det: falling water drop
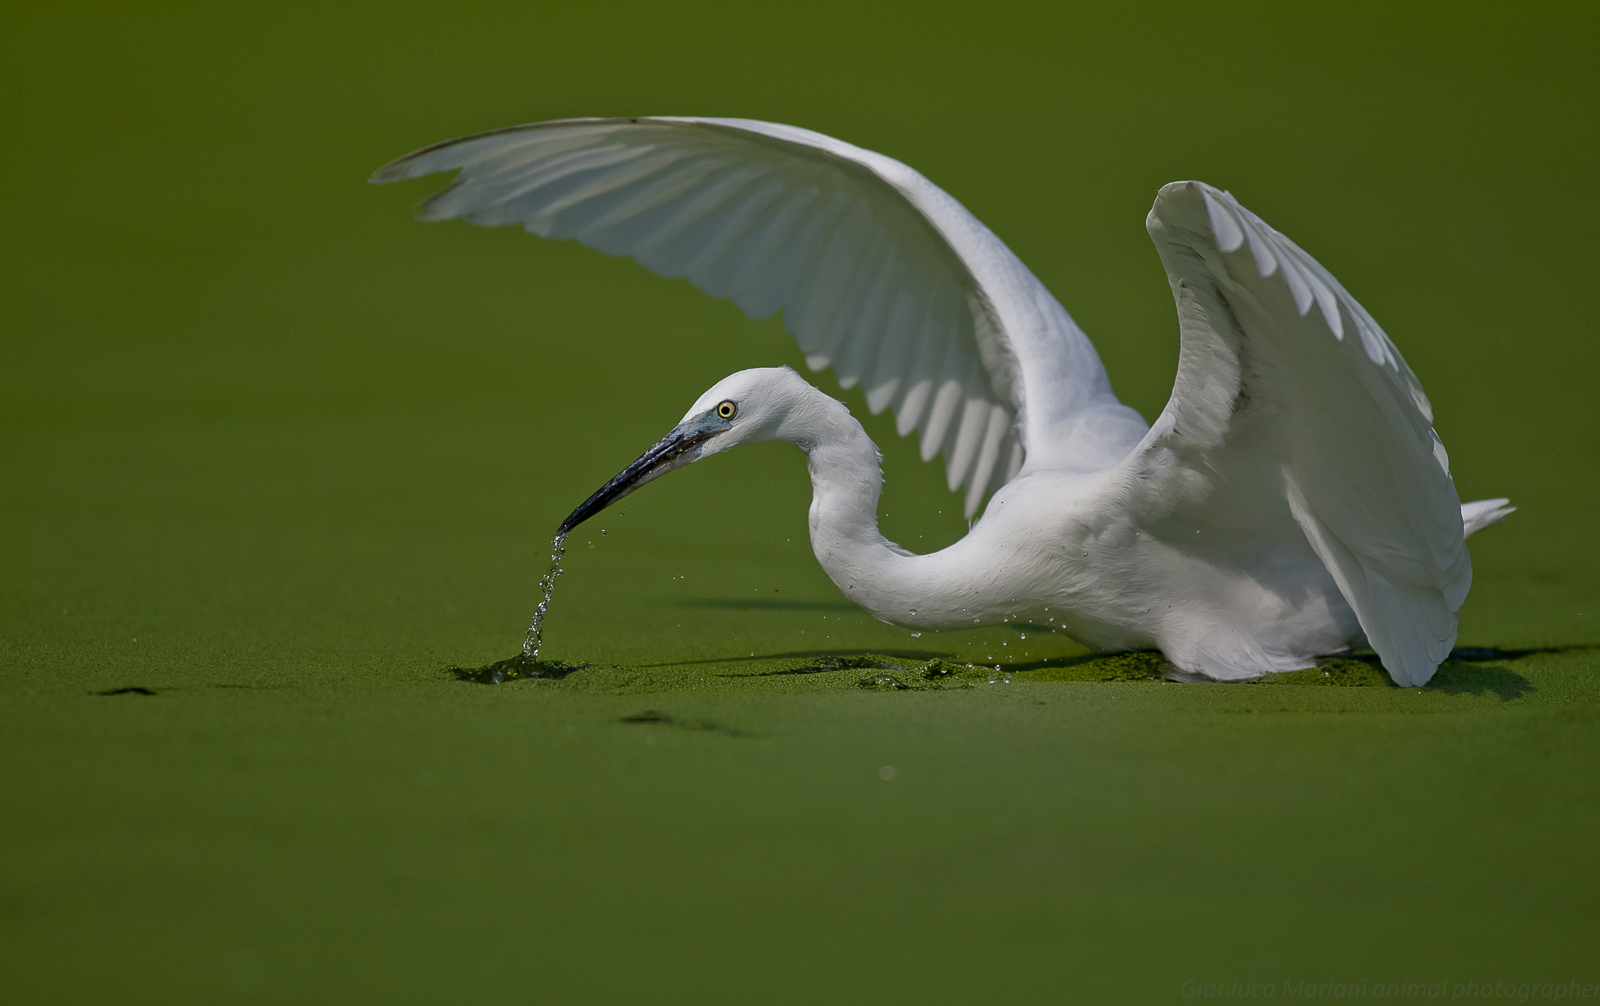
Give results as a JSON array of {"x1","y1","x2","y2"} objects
[{"x1": 522, "y1": 531, "x2": 568, "y2": 661}]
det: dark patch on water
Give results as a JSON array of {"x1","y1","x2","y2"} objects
[
  {"x1": 449, "y1": 654, "x2": 588, "y2": 684},
  {"x1": 743, "y1": 654, "x2": 973, "y2": 688},
  {"x1": 619, "y1": 709, "x2": 751, "y2": 737},
  {"x1": 643, "y1": 649, "x2": 951, "y2": 669},
  {"x1": 1427, "y1": 662, "x2": 1534, "y2": 700},
  {"x1": 758, "y1": 654, "x2": 909, "y2": 676},
  {"x1": 620, "y1": 710, "x2": 675, "y2": 724},
  {"x1": 1449, "y1": 645, "x2": 1574, "y2": 662},
  {"x1": 1225, "y1": 648, "x2": 1551, "y2": 694},
  {"x1": 1002, "y1": 651, "x2": 1171, "y2": 682},
  {"x1": 675, "y1": 598, "x2": 860, "y2": 612},
  {"x1": 93, "y1": 686, "x2": 158, "y2": 696}
]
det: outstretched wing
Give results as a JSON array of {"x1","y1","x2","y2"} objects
[
  {"x1": 1127, "y1": 181, "x2": 1467, "y2": 685},
  {"x1": 373, "y1": 117, "x2": 1143, "y2": 516}
]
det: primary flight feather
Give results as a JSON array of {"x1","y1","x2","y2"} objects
[{"x1": 374, "y1": 116, "x2": 1512, "y2": 686}]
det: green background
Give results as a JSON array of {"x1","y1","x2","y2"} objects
[{"x1": 3, "y1": 2, "x2": 1597, "y2": 1002}]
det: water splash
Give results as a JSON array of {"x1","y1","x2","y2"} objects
[
  {"x1": 450, "y1": 654, "x2": 585, "y2": 684},
  {"x1": 522, "y1": 531, "x2": 568, "y2": 661}
]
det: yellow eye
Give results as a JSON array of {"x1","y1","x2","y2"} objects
[{"x1": 716, "y1": 400, "x2": 737, "y2": 420}]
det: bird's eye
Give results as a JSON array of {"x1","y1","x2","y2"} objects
[{"x1": 716, "y1": 400, "x2": 737, "y2": 420}]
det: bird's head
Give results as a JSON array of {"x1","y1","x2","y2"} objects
[{"x1": 557, "y1": 366, "x2": 820, "y2": 534}]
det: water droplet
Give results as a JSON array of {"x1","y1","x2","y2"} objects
[
  {"x1": 522, "y1": 531, "x2": 569, "y2": 661},
  {"x1": 911, "y1": 632, "x2": 922, "y2": 638},
  {"x1": 1019, "y1": 633, "x2": 1027, "y2": 640}
]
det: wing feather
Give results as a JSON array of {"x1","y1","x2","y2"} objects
[
  {"x1": 490, "y1": 148, "x2": 689, "y2": 228},
  {"x1": 722, "y1": 188, "x2": 821, "y2": 296},
  {"x1": 787, "y1": 198, "x2": 873, "y2": 351},
  {"x1": 552, "y1": 152, "x2": 720, "y2": 230},
  {"x1": 520, "y1": 150, "x2": 686, "y2": 232},
  {"x1": 1003, "y1": 433, "x2": 1025, "y2": 483},
  {"x1": 374, "y1": 117, "x2": 1143, "y2": 517},
  {"x1": 864, "y1": 287, "x2": 924, "y2": 414},
  {"x1": 893, "y1": 297, "x2": 950, "y2": 435},
  {"x1": 678, "y1": 177, "x2": 790, "y2": 287},
  {"x1": 921, "y1": 340, "x2": 971, "y2": 462},
  {"x1": 966, "y1": 403, "x2": 1012, "y2": 516},
  {"x1": 1130, "y1": 181, "x2": 1470, "y2": 685},
  {"x1": 803, "y1": 222, "x2": 890, "y2": 367},
  {"x1": 733, "y1": 188, "x2": 841, "y2": 320},
  {"x1": 945, "y1": 368, "x2": 993, "y2": 492},
  {"x1": 832, "y1": 254, "x2": 900, "y2": 389},
  {"x1": 577, "y1": 157, "x2": 740, "y2": 251},
  {"x1": 631, "y1": 166, "x2": 772, "y2": 272}
]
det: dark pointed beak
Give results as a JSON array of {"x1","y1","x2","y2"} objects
[{"x1": 557, "y1": 411, "x2": 732, "y2": 534}]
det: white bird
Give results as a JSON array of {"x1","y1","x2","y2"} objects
[{"x1": 374, "y1": 117, "x2": 1513, "y2": 686}]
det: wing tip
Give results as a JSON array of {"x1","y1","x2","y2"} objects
[
  {"x1": 369, "y1": 116, "x2": 636, "y2": 186},
  {"x1": 369, "y1": 158, "x2": 418, "y2": 185},
  {"x1": 1150, "y1": 180, "x2": 1245, "y2": 249},
  {"x1": 1461, "y1": 498, "x2": 1515, "y2": 538}
]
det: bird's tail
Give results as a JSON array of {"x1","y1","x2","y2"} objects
[{"x1": 1462, "y1": 498, "x2": 1514, "y2": 539}]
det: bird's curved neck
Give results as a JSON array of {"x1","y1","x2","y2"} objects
[
  {"x1": 788, "y1": 395, "x2": 958, "y2": 624},
  {"x1": 803, "y1": 412, "x2": 895, "y2": 560}
]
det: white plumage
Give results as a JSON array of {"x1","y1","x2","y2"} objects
[{"x1": 375, "y1": 117, "x2": 1512, "y2": 686}]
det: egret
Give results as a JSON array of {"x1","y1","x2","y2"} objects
[{"x1": 375, "y1": 117, "x2": 1512, "y2": 686}]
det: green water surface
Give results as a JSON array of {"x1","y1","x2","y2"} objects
[{"x1": 3, "y1": 3, "x2": 1597, "y2": 1003}]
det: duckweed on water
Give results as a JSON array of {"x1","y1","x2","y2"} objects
[
  {"x1": 1013, "y1": 651, "x2": 1172, "y2": 683},
  {"x1": 450, "y1": 653, "x2": 588, "y2": 684},
  {"x1": 1258, "y1": 658, "x2": 1394, "y2": 687},
  {"x1": 857, "y1": 673, "x2": 916, "y2": 691},
  {"x1": 444, "y1": 647, "x2": 1561, "y2": 692},
  {"x1": 787, "y1": 654, "x2": 910, "y2": 674}
]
